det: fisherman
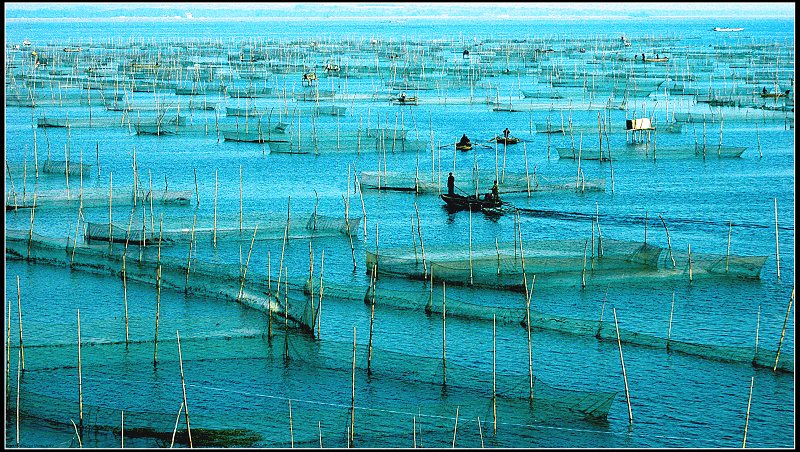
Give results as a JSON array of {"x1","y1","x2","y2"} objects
[
  {"x1": 399, "y1": 91, "x2": 407, "y2": 102},
  {"x1": 491, "y1": 180, "x2": 499, "y2": 202},
  {"x1": 642, "y1": 53, "x2": 645, "y2": 60},
  {"x1": 458, "y1": 134, "x2": 470, "y2": 146},
  {"x1": 447, "y1": 172, "x2": 455, "y2": 195},
  {"x1": 763, "y1": 87, "x2": 768, "y2": 95},
  {"x1": 503, "y1": 128, "x2": 510, "y2": 140}
]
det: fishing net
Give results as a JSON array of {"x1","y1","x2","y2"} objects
[
  {"x1": 359, "y1": 171, "x2": 605, "y2": 194},
  {"x1": 308, "y1": 277, "x2": 794, "y2": 373},
  {"x1": 83, "y1": 212, "x2": 361, "y2": 244},
  {"x1": 365, "y1": 238, "x2": 767, "y2": 291}
]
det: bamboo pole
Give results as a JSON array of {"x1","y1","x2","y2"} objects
[
  {"x1": 177, "y1": 330, "x2": 193, "y2": 448},
  {"x1": 317, "y1": 250, "x2": 324, "y2": 338},
  {"x1": 213, "y1": 170, "x2": 218, "y2": 246},
  {"x1": 350, "y1": 326, "x2": 356, "y2": 446},
  {"x1": 154, "y1": 217, "x2": 164, "y2": 368},
  {"x1": 367, "y1": 291, "x2": 375, "y2": 375},
  {"x1": 527, "y1": 275, "x2": 535, "y2": 401},
  {"x1": 193, "y1": 168, "x2": 199, "y2": 206},
  {"x1": 726, "y1": 220, "x2": 732, "y2": 272},
  {"x1": 238, "y1": 225, "x2": 259, "y2": 302},
  {"x1": 16, "y1": 276, "x2": 24, "y2": 371},
  {"x1": 108, "y1": 171, "x2": 113, "y2": 247},
  {"x1": 773, "y1": 288, "x2": 794, "y2": 372},
  {"x1": 688, "y1": 244, "x2": 693, "y2": 283},
  {"x1": 121, "y1": 410, "x2": 124, "y2": 448},
  {"x1": 477, "y1": 415, "x2": 484, "y2": 448},
  {"x1": 469, "y1": 206, "x2": 473, "y2": 285},
  {"x1": 774, "y1": 198, "x2": 780, "y2": 279},
  {"x1": 413, "y1": 416, "x2": 416, "y2": 448},
  {"x1": 70, "y1": 418, "x2": 82, "y2": 448},
  {"x1": 659, "y1": 215, "x2": 676, "y2": 267},
  {"x1": 492, "y1": 313, "x2": 497, "y2": 435},
  {"x1": 667, "y1": 292, "x2": 675, "y2": 351},
  {"x1": 742, "y1": 376, "x2": 754, "y2": 448},
  {"x1": 452, "y1": 406, "x2": 459, "y2": 448},
  {"x1": 613, "y1": 308, "x2": 633, "y2": 424},
  {"x1": 239, "y1": 165, "x2": 243, "y2": 232},
  {"x1": 288, "y1": 399, "x2": 294, "y2": 448},
  {"x1": 77, "y1": 308, "x2": 83, "y2": 428},
  {"x1": 170, "y1": 402, "x2": 184, "y2": 448},
  {"x1": 442, "y1": 281, "x2": 447, "y2": 387},
  {"x1": 16, "y1": 348, "x2": 20, "y2": 446},
  {"x1": 185, "y1": 214, "x2": 196, "y2": 292},
  {"x1": 414, "y1": 203, "x2": 426, "y2": 277}
]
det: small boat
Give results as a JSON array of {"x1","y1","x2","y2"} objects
[
  {"x1": 456, "y1": 142, "x2": 473, "y2": 151},
  {"x1": 440, "y1": 193, "x2": 503, "y2": 211},
  {"x1": 760, "y1": 91, "x2": 787, "y2": 99},
  {"x1": 642, "y1": 57, "x2": 669, "y2": 62},
  {"x1": 491, "y1": 136, "x2": 521, "y2": 145},
  {"x1": 392, "y1": 95, "x2": 418, "y2": 105},
  {"x1": 713, "y1": 27, "x2": 744, "y2": 32}
]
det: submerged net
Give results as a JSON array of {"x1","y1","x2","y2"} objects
[
  {"x1": 307, "y1": 277, "x2": 794, "y2": 373},
  {"x1": 83, "y1": 212, "x2": 361, "y2": 245},
  {"x1": 5, "y1": 229, "x2": 315, "y2": 333},
  {"x1": 359, "y1": 171, "x2": 605, "y2": 194},
  {"x1": 365, "y1": 238, "x2": 767, "y2": 291},
  {"x1": 6, "y1": 332, "x2": 616, "y2": 448}
]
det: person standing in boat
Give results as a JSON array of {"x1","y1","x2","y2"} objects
[
  {"x1": 447, "y1": 172, "x2": 455, "y2": 196},
  {"x1": 503, "y1": 128, "x2": 510, "y2": 140},
  {"x1": 491, "y1": 180, "x2": 499, "y2": 202},
  {"x1": 458, "y1": 134, "x2": 470, "y2": 146}
]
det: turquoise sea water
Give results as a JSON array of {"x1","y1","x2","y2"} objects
[{"x1": 4, "y1": 16, "x2": 795, "y2": 448}]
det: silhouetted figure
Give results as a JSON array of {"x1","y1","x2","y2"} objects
[
  {"x1": 458, "y1": 134, "x2": 470, "y2": 146},
  {"x1": 503, "y1": 128, "x2": 510, "y2": 139},
  {"x1": 491, "y1": 180, "x2": 499, "y2": 202},
  {"x1": 447, "y1": 172, "x2": 455, "y2": 195}
]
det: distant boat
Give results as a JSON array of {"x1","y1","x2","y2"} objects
[
  {"x1": 490, "y1": 136, "x2": 521, "y2": 145},
  {"x1": 713, "y1": 27, "x2": 744, "y2": 32}
]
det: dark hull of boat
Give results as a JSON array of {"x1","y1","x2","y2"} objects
[{"x1": 440, "y1": 193, "x2": 502, "y2": 210}]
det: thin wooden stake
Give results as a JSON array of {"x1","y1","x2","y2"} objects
[
  {"x1": 70, "y1": 418, "x2": 82, "y2": 448},
  {"x1": 288, "y1": 399, "x2": 294, "y2": 448},
  {"x1": 773, "y1": 288, "x2": 794, "y2": 372},
  {"x1": 774, "y1": 198, "x2": 780, "y2": 279},
  {"x1": 77, "y1": 309, "x2": 83, "y2": 428},
  {"x1": 213, "y1": 170, "x2": 218, "y2": 247},
  {"x1": 442, "y1": 281, "x2": 447, "y2": 387},
  {"x1": 350, "y1": 326, "x2": 356, "y2": 446},
  {"x1": 742, "y1": 376, "x2": 754, "y2": 448},
  {"x1": 16, "y1": 276, "x2": 25, "y2": 371},
  {"x1": 452, "y1": 405, "x2": 459, "y2": 448},
  {"x1": 177, "y1": 330, "x2": 193, "y2": 448},
  {"x1": 170, "y1": 402, "x2": 184, "y2": 448},
  {"x1": 493, "y1": 313, "x2": 497, "y2": 435},
  {"x1": 613, "y1": 308, "x2": 633, "y2": 424}
]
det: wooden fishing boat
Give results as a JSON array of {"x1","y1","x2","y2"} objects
[
  {"x1": 491, "y1": 136, "x2": 521, "y2": 145},
  {"x1": 391, "y1": 95, "x2": 418, "y2": 105},
  {"x1": 713, "y1": 27, "x2": 744, "y2": 32},
  {"x1": 456, "y1": 142, "x2": 473, "y2": 151},
  {"x1": 440, "y1": 193, "x2": 503, "y2": 211},
  {"x1": 760, "y1": 92, "x2": 786, "y2": 99},
  {"x1": 642, "y1": 57, "x2": 669, "y2": 63}
]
